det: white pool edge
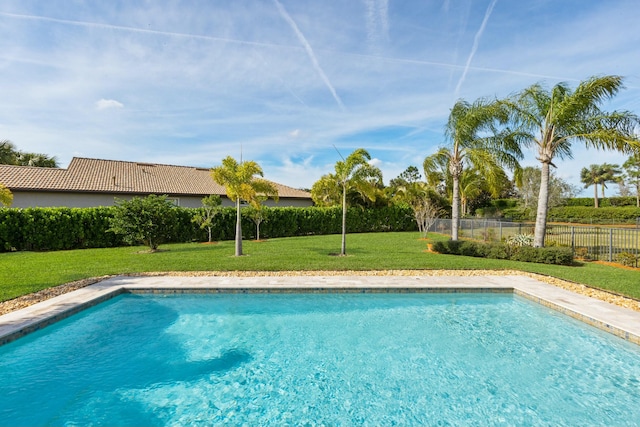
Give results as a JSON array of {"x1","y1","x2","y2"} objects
[{"x1": 2, "y1": 274, "x2": 640, "y2": 346}]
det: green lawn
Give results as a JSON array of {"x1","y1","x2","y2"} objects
[{"x1": 1, "y1": 232, "x2": 639, "y2": 302}]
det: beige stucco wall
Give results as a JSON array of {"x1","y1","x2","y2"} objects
[{"x1": 8, "y1": 191, "x2": 312, "y2": 209}]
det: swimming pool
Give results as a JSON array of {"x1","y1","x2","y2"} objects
[{"x1": 1, "y1": 292, "x2": 640, "y2": 426}]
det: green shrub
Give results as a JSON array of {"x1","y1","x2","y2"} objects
[
  {"x1": 616, "y1": 252, "x2": 638, "y2": 267},
  {"x1": 459, "y1": 241, "x2": 482, "y2": 257},
  {"x1": 431, "y1": 238, "x2": 573, "y2": 265},
  {"x1": 108, "y1": 195, "x2": 180, "y2": 250},
  {"x1": 574, "y1": 246, "x2": 590, "y2": 260},
  {"x1": 510, "y1": 246, "x2": 573, "y2": 265},
  {"x1": 507, "y1": 233, "x2": 534, "y2": 247},
  {"x1": 485, "y1": 243, "x2": 510, "y2": 259}
]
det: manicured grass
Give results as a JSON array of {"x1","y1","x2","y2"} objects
[{"x1": 1, "y1": 232, "x2": 639, "y2": 302}]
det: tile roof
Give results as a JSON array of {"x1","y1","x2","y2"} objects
[{"x1": 0, "y1": 157, "x2": 311, "y2": 199}]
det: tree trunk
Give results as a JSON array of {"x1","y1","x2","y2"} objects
[
  {"x1": 533, "y1": 162, "x2": 550, "y2": 247},
  {"x1": 451, "y1": 174, "x2": 460, "y2": 241},
  {"x1": 235, "y1": 198, "x2": 242, "y2": 256},
  {"x1": 207, "y1": 226, "x2": 212, "y2": 243},
  {"x1": 341, "y1": 183, "x2": 347, "y2": 255},
  {"x1": 593, "y1": 184, "x2": 599, "y2": 209}
]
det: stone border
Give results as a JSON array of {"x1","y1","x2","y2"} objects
[
  {"x1": 2, "y1": 273, "x2": 640, "y2": 347},
  {"x1": 2, "y1": 270, "x2": 639, "y2": 316}
]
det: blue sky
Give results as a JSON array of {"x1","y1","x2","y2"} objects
[{"x1": 1, "y1": 0, "x2": 639, "y2": 195}]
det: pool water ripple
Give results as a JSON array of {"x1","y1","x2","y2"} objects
[{"x1": 1, "y1": 292, "x2": 640, "y2": 426}]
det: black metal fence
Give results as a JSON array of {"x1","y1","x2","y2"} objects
[{"x1": 430, "y1": 219, "x2": 640, "y2": 264}]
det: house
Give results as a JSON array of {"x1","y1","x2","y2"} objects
[{"x1": 0, "y1": 157, "x2": 313, "y2": 208}]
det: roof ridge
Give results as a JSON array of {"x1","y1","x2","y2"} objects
[{"x1": 70, "y1": 157, "x2": 212, "y2": 170}]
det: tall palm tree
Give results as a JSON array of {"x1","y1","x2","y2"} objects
[
  {"x1": 423, "y1": 99, "x2": 523, "y2": 240},
  {"x1": 328, "y1": 148, "x2": 382, "y2": 255},
  {"x1": 597, "y1": 163, "x2": 621, "y2": 198},
  {"x1": 211, "y1": 156, "x2": 278, "y2": 256},
  {"x1": 622, "y1": 153, "x2": 640, "y2": 207},
  {"x1": 502, "y1": 75, "x2": 640, "y2": 246},
  {"x1": 580, "y1": 164, "x2": 604, "y2": 208}
]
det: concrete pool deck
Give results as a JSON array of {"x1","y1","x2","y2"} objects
[{"x1": 2, "y1": 274, "x2": 640, "y2": 346}]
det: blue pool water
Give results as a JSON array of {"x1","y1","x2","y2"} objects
[{"x1": 1, "y1": 292, "x2": 640, "y2": 426}]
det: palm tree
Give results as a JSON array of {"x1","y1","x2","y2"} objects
[
  {"x1": 211, "y1": 156, "x2": 278, "y2": 256},
  {"x1": 598, "y1": 163, "x2": 622, "y2": 198},
  {"x1": 324, "y1": 148, "x2": 382, "y2": 256},
  {"x1": 0, "y1": 140, "x2": 18, "y2": 165},
  {"x1": 501, "y1": 75, "x2": 640, "y2": 246},
  {"x1": 423, "y1": 99, "x2": 523, "y2": 240},
  {"x1": 580, "y1": 164, "x2": 604, "y2": 208},
  {"x1": 622, "y1": 153, "x2": 640, "y2": 207},
  {"x1": 0, "y1": 183, "x2": 13, "y2": 207},
  {"x1": 458, "y1": 168, "x2": 487, "y2": 216}
]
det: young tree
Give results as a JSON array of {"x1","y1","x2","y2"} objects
[
  {"x1": 108, "y1": 195, "x2": 177, "y2": 251},
  {"x1": 314, "y1": 148, "x2": 382, "y2": 255},
  {"x1": 211, "y1": 156, "x2": 278, "y2": 256},
  {"x1": 394, "y1": 181, "x2": 444, "y2": 237},
  {"x1": 423, "y1": 98, "x2": 523, "y2": 240},
  {"x1": 580, "y1": 164, "x2": 604, "y2": 208},
  {"x1": 388, "y1": 166, "x2": 421, "y2": 188},
  {"x1": 246, "y1": 197, "x2": 269, "y2": 241},
  {"x1": 192, "y1": 195, "x2": 222, "y2": 243},
  {"x1": 622, "y1": 153, "x2": 640, "y2": 207},
  {"x1": 0, "y1": 183, "x2": 13, "y2": 207},
  {"x1": 501, "y1": 75, "x2": 640, "y2": 246}
]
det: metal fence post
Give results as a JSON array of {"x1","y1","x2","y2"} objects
[
  {"x1": 571, "y1": 226, "x2": 575, "y2": 252},
  {"x1": 609, "y1": 228, "x2": 613, "y2": 262}
]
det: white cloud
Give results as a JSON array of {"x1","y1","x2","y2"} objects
[
  {"x1": 1, "y1": 0, "x2": 638, "y2": 189},
  {"x1": 95, "y1": 99, "x2": 124, "y2": 110}
]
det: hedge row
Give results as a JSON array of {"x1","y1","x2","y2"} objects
[
  {"x1": 546, "y1": 206, "x2": 640, "y2": 223},
  {"x1": 565, "y1": 197, "x2": 638, "y2": 207},
  {"x1": 501, "y1": 206, "x2": 640, "y2": 223},
  {"x1": 0, "y1": 205, "x2": 417, "y2": 252},
  {"x1": 431, "y1": 239, "x2": 574, "y2": 266}
]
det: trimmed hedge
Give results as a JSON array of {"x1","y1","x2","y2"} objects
[
  {"x1": 547, "y1": 206, "x2": 640, "y2": 223},
  {"x1": 474, "y1": 199, "x2": 519, "y2": 218},
  {"x1": 431, "y1": 239, "x2": 574, "y2": 265},
  {"x1": 0, "y1": 205, "x2": 417, "y2": 252},
  {"x1": 565, "y1": 197, "x2": 637, "y2": 207}
]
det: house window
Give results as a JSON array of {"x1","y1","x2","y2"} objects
[{"x1": 166, "y1": 197, "x2": 180, "y2": 206}]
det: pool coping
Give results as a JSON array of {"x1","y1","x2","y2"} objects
[{"x1": 2, "y1": 274, "x2": 640, "y2": 346}]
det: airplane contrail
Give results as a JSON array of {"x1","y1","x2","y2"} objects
[
  {"x1": 364, "y1": 0, "x2": 389, "y2": 52},
  {"x1": 0, "y1": 11, "x2": 295, "y2": 51},
  {"x1": 454, "y1": 0, "x2": 498, "y2": 99},
  {"x1": 272, "y1": 0, "x2": 346, "y2": 110}
]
